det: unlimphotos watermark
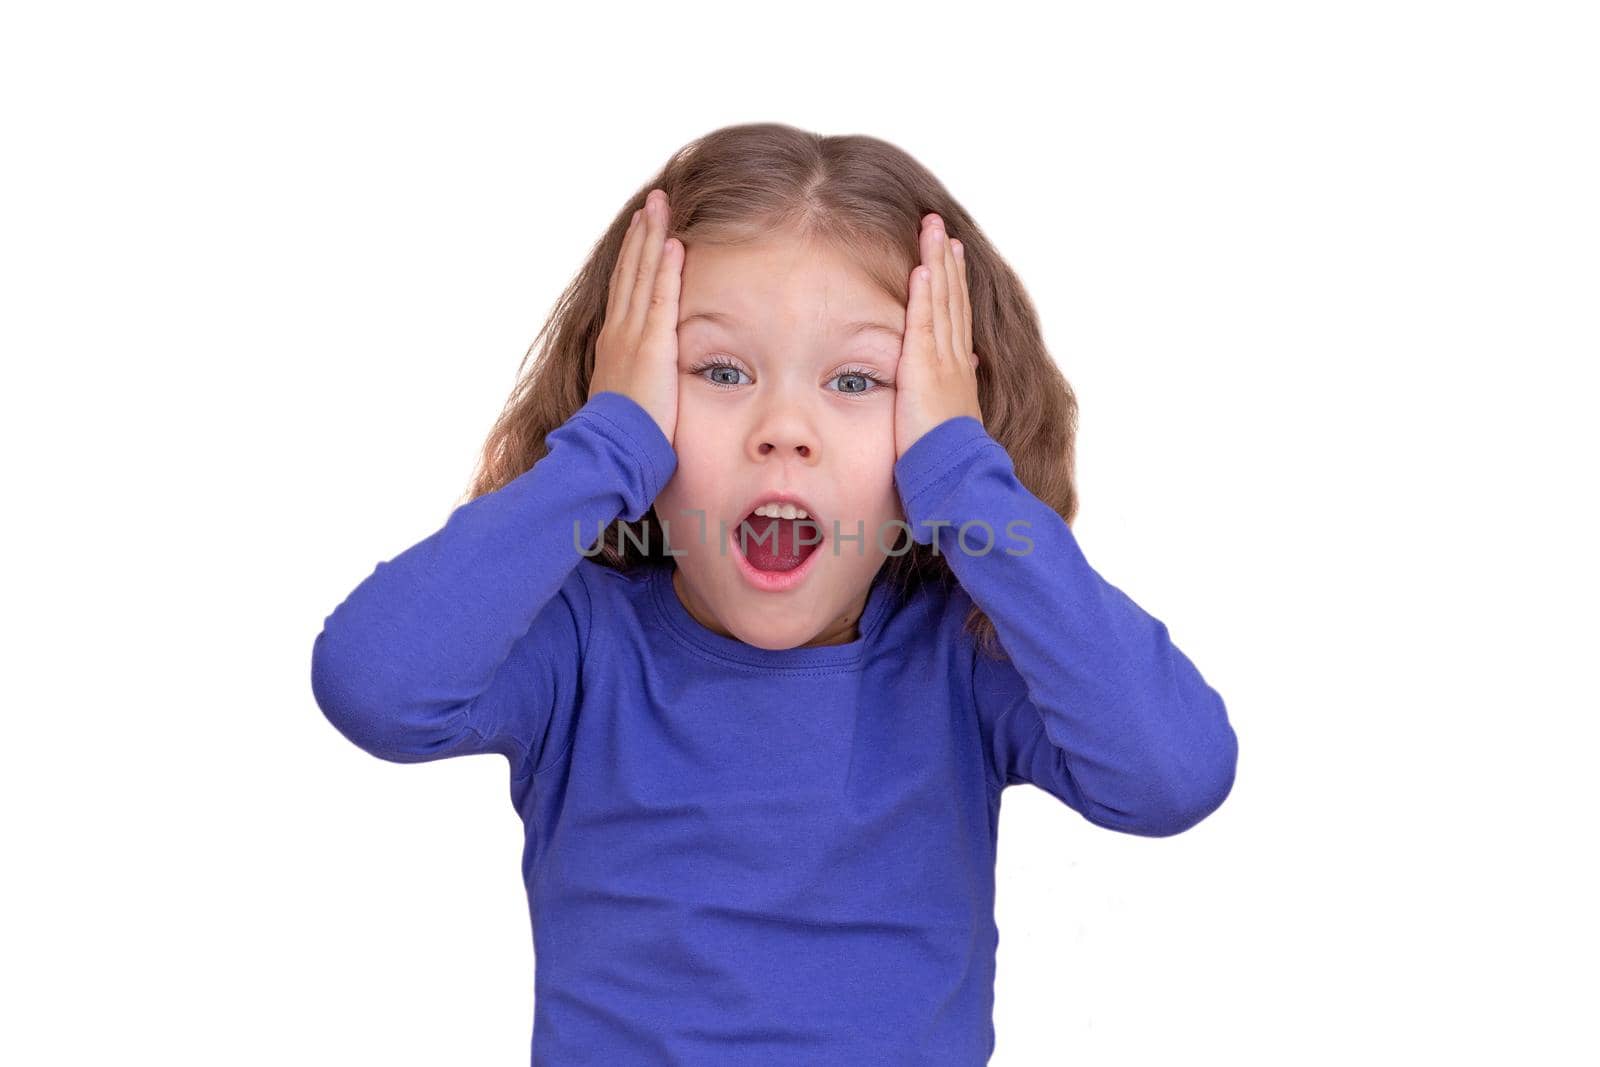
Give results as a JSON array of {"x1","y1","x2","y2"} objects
[{"x1": 573, "y1": 511, "x2": 1034, "y2": 559}]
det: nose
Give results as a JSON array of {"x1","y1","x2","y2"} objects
[
  {"x1": 755, "y1": 433, "x2": 813, "y2": 461},
  {"x1": 749, "y1": 400, "x2": 819, "y2": 464}
]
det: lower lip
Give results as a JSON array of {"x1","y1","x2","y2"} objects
[{"x1": 729, "y1": 522, "x2": 825, "y2": 592}]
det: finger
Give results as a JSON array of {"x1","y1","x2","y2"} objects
[
  {"x1": 906, "y1": 263, "x2": 934, "y2": 357},
  {"x1": 950, "y1": 238, "x2": 972, "y2": 364},
  {"x1": 942, "y1": 233, "x2": 966, "y2": 363},
  {"x1": 626, "y1": 191, "x2": 668, "y2": 338},
  {"x1": 610, "y1": 206, "x2": 645, "y2": 325},
  {"x1": 644, "y1": 236, "x2": 683, "y2": 349},
  {"x1": 947, "y1": 238, "x2": 976, "y2": 370},
  {"x1": 922, "y1": 216, "x2": 953, "y2": 364}
]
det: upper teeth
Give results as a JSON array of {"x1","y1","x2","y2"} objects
[{"x1": 753, "y1": 502, "x2": 809, "y2": 519}]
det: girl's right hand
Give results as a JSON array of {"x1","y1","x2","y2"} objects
[{"x1": 589, "y1": 188, "x2": 683, "y2": 445}]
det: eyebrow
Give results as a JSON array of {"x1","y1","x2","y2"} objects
[{"x1": 678, "y1": 309, "x2": 903, "y2": 342}]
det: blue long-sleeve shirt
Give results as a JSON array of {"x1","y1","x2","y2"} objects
[{"x1": 310, "y1": 390, "x2": 1238, "y2": 1066}]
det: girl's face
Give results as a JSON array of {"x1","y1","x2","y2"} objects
[{"x1": 654, "y1": 229, "x2": 907, "y2": 650}]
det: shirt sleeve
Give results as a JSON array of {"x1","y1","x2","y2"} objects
[
  {"x1": 893, "y1": 415, "x2": 1238, "y2": 837},
  {"x1": 310, "y1": 390, "x2": 676, "y2": 779}
]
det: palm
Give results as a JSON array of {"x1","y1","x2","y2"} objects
[
  {"x1": 591, "y1": 189, "x2": 684, "y2": 446},
  {"x1": 894, "y1": 214, "x2": 982, "y2": 461}
]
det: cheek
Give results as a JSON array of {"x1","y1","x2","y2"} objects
[
  {"x1": 669, "y1": 404, "x2": 737, "y2": 468},
  {"x1": 672, "y1": 382, "x2": 730, "y2": 442},
  {"x1": 830, "y1": 422, "x2": 897, "y2": 486},
  {"x1": 654, "y1": 418, "x2": 727, "y2": 516},
  {"x1": 829, "y1": 440, "x2": 900, "y2": 526}
]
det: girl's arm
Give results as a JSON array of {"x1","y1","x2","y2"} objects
[
  {"x1": 310, "y1": 391, "x2": 676, "y2": 778},
  {"x1": 894, "y1": 415, "x2": 1238, "y2": 837}
]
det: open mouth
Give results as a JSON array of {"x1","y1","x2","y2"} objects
[{"x1": 733, "y1": 511, "x2": 824, "y2": 573}]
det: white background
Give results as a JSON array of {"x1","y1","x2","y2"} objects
[{"x1": 4, "y1": 2, "x2": 1595, "y2": 1064}]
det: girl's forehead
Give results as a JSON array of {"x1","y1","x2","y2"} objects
[
  {"x1": 678, "y1": 305, "x2": 904, "y2": 349},
  {"x1": 680, "y1": 234, "x2": 910, "y2": 322}
]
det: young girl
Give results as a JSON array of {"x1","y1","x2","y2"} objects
[{"x1": 312, "y1": 122, "x2": 1238, "y2": 1066}]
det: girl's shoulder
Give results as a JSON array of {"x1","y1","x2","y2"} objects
[{"x1": 571, "y1": 556, "x2": 654, "y2": 618}]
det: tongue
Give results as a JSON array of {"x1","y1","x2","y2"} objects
[{"x1": 739, "y1": 514, "x2": 820, "y2": 573}]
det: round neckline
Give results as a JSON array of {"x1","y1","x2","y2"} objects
[{"x1": 646, "y1": 562, "x2": 896, "y2": 672}]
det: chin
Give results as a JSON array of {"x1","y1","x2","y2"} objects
[{"x1": 721, "y1": 610, "x2": 818, "y2": 651}]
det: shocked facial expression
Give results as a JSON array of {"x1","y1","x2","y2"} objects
[{"x1": 652, "y1": 228, "x2": 907, "y2": 650}]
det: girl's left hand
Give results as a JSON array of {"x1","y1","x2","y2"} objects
[{"x1": 894, "y1": 212, "x2": 983, "y2": 460}]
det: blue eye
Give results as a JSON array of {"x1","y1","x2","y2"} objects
[
  {"x1": 690, "y1": 356, "x2": 750, "y2": 389},
  {"x1": 687, "y1": 357, "x2": 893, "y2": 396},
  {"x1": 829, "y1": 366, "x2": 891, "y2": 396}
]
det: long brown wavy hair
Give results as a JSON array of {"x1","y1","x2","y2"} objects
[{"x1": 462, "y1": 122, "x2": 1079, "y2": 661}]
